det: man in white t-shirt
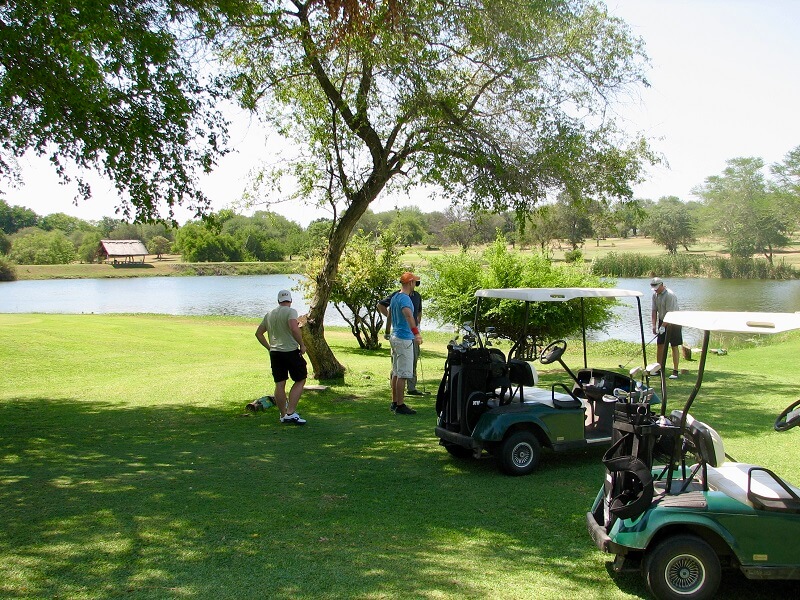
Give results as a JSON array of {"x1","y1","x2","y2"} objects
[{"x1": 255, "y1": 289, "x2": 308, "y2": 424}]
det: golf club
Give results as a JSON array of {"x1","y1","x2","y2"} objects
[
  {"x1": 418, "y1": 348, "x2": 426, "y2": 394},
  {"x1": 618, "y1": 332, "x2": 658, "y2": 369}
]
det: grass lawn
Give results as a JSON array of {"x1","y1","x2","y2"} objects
[{"x1": 2, "y1": 314, "x2": 800, "y2": 599}]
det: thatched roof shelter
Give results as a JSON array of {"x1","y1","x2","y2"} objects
[{"x1": 99, "y1": 239, "x2": 149, "y2": 264}]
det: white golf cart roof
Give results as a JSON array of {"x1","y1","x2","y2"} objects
[
  {"x1": 663, "y1": 311, "x2": 800, "y2": 334},
  {"x1": 475, "y1": 287, "x2": 643, "y2": 302}
]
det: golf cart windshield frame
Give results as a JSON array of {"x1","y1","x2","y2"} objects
[
  {"x1": 659, "y1": 311, "x2": 800, "y2": 492},
  {"x1": 661, "y1": 311, "x2": 800, "y2": 422},
  {"x1": 472, "y1": 287, "x2": 647, "y2": 369}
]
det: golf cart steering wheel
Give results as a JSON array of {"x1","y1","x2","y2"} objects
[
  {"x1": 775, "y1": 399, "x2": 800, "y2": 432},
  {"x1": 540, "y1": 340, "x2": 567, "y2": 365}
]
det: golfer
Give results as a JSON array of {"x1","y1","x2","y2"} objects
[
  {"x1": 650, "y1": 277, "x2": 682, "y2": 380},
  {"x1": 255, "y1": 289, "x2": 308, "y2": 424},
  {"x1": 388, "y1": 272, "x2": 423, "y2": 415}
]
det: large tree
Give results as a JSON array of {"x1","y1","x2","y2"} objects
[
  {"x1": 0, "y1": 0, "x2": 240, "y2": 222},
  {"x1": 219, "y1": 0, "x2": 654, "y2": 378},
  {"x1": 694, "y1": 157, "x2": 791, "y2": 262},
  {"x1": 644, "y1": 196, "x2": 696, "y2": 255}
]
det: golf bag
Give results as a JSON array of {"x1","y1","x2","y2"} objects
[
  {"x1": 436, "y1": 345, "x2": 509, "y2": 435},
  {"x1": 601, "y1": 401, "x2": 658, "y2": 523}
]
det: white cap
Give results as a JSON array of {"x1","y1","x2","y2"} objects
[{"x1": 277, "y1": 290, "x2": 292, "y2": 303}]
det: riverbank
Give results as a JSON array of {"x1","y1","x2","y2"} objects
[
  {"x1": 10, "y1": 235, "x2": 800, "y2": 280},
  {"x1": 13, "y1": 255, "x2": 304, "y2": 280}
]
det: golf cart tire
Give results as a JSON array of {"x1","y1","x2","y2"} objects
[
  {"x1": 443, "y1": 442, "x2": 474, "y2": 459},
  {"x1": 644, "y1": 535, "x2": 721, "y2": 600},
  {"x1": 500, "y1": 431, "x2": 541, "y2": 476}
]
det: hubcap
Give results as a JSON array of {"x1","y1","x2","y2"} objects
[
  {"x1": 513, "y1": 443, "x2": 533, "y2": 467},
  {"x1": 665, "y1": 553, "x2": 705, "y2": 594}
]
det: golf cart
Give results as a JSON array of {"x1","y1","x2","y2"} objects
[
  {"x1": 434, "y1": 287, "x2": 660, "y2": 476},
  {"x1": 587, "y1": 311, "x2": 800, "y2": 600}
]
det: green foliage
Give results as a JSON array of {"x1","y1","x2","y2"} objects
[
  {"x1": 0, "y1": 199, "x2": 38, "y2": 233},
  {"x1": 0, "y1": 255, "x2": 16, "y2": 280},
  {"x1": 39, "y1": 212, "x2": 92, "y2": 235},
  {"x1": 564, "y1": 249, "x2": 584, "y2": 264},
  {"x1": 711, "y1": 256, "x2": 798, "y2": 280},
  {"x1": 590, "y1": 251, "x2": 798, "y2": 280},
  {"x1": 174, "y1": 223, "x2": 242, "y2": 262},
  {"x1": 694, "y1": 157, "x2": 792, "y2": 261},
  {"x1": 0, "y1": 1, "x2": 233, "y2": 222},
  {"x1": 9, "y1": 228, "x2": 77, "y2": 265},
  {"x1": 591, "y1": 251, "x2": 707, "y2": 278},
  {"x1": 644, "y1": 196, "x2": 696, "y2": 254},
  {"x1": 0, "y1": 230, "x2": 10, "y2": 254},
  {"x1": 77, "y1": 232, "x2": 103, "y2": 264},
  {"x1": 305, "y1": 229, "x2": 405, "y2": 349},
  {"x1": 553, "y1": 195, "x2": 594, "y2": 250},
  {"x1": 147, "y1": 235, "x2": 172, "y2": 259},
  {"x1": 426, "y1": 236, "x2": 614, "y2": 344}
]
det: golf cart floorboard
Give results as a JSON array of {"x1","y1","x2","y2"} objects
[{"x1": 651, "y1": 488, "x2": 707, "y2": 509}]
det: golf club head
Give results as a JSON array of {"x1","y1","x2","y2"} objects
[{"x1": 645, "y1": 362, "x2": 661, "y2": 376}]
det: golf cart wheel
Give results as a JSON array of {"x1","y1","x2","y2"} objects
[
  {"x1": 443, "y1": 443, "x2": 473, "y2": 459},
  {"x1": 500, "y1": 431, "x2": 541, "y2": 476},
  {"x1": 644, "y1": 535, "x2": 721, "y2": 600}
]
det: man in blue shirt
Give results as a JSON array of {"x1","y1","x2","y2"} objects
[
  {"x1": 377, "y1": 276, "x2": 423, "y2": 396},
  {"x1": 386, "y1": 272, "x2": 423, "y2": 415}
]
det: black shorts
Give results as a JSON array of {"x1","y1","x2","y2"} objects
[
  {"x1": 657, "y1": 323, "x2": 683, "y2": 347},
  {"x1": 269, "y1": 349, "x2": 308, "y2": 383}
]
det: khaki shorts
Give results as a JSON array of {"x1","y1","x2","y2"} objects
[{"x1": 390, "y1": 337, "x2": 415, "y2": 379}]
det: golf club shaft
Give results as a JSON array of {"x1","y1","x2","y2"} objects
[{"x1": 618, "y1": 333, "x2": 658, "y2": 369}]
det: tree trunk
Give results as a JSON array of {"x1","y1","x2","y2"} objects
[
  {"x1": 300, "y1": 314, "x2": 345, "y2": 380},
  {"x1": 300, "y1": 178, "x2": 389, "y2": 379}
]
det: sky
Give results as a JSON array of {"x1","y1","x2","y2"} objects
[{"x1": 5, "y1": 0, "x2": 800, "y2": 227}]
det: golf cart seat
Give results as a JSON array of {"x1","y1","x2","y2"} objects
[
  {"x1": 508, "y1": 359, "x2": 537, "y2": 387},
  {"x1": 516, "y1": 386, "x2": 586, "y2": 410},
  {"x1": 706, "y1": 463, "x2": 800, "y2": 513},
  {"x1": 670, "y1": 410, "x2": 726, "y2": 468}
]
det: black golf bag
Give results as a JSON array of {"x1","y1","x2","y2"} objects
[
  {"x1": 600, "y1": 401, "x2": 659, "y2": 524},
  {"x1": 436, "y1": 345, "x2": 509, "y2": 435}
]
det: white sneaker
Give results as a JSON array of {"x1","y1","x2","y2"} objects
[
  {"x1": 282, "y1": 412, "x2": 307, "y2": 425},
  {"x1": 669, "y1": 373, "x2": 679, "y2": 380}
]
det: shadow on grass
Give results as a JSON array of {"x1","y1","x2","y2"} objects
[{"x1": 1, "y1": 393, "x2": 797, "y2": 599}]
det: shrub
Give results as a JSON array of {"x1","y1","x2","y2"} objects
[
  {"x1": 426, "y1": 235, "x2": 614, "y2": 344},
  {"x1": 564, "y1": 249, "x2": 583, "y2": 263},
  {"x1": 590, "y1": 252, "x2": 706, "y2": 278},
  {"x1": 0, "y1": 255, "x2": 16, "y2": 281},
  {"x1": 9, "y1": 228, "x2": 77, "y2": 264}
]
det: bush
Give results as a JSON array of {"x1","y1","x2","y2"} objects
[
  {"x1": 711, "y1": 256, "x2": 798, "y2": 280},
  {"x1": 564, "y1": 249, "x2": 583, "y2": 263},
  {"x1": 9, "y1": 228, "x2": 77, "y2": 264},
  {"x1": 590, "y1": 252, "x2": 706, "y2": 278},
  {"x1": 0, "y1": 255, "x2": 17, "y2": 281},
  {"x1": 425, "y1": 235, "x2": 614, "y2": 344}
]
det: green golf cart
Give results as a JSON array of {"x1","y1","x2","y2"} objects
[
  {"x1": 434, "y1": 287, "x2": 659, "y2": 475},
  {"x1": 587, "y1": 311, "x2": 800, "y2": 600}
]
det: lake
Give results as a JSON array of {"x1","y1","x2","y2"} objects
[{"x1": 2, "y1": 274, "x2": 800, "y2": 343}]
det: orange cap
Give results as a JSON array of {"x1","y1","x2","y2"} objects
[{"x1": 400, "y1": 271, "x2": 420, "y2": 284}]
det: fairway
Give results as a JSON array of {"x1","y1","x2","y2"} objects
[{"x1": 2, "y1": 314, "x2": 799, "y2": 599}]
